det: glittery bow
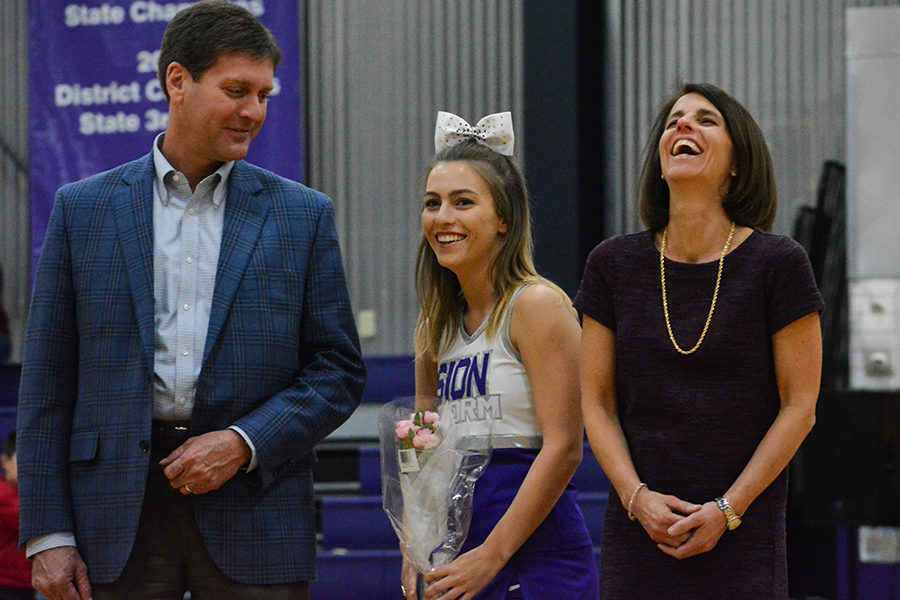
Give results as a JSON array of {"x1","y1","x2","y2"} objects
[{"x1": 434, "y1": 111, "x2": 515, "y2": 156}]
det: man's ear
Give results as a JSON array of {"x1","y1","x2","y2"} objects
[{"x1": 165, "y1": 61, "x2": 189, "y2": 102}]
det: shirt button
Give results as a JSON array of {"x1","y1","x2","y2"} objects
[
  {"x1": 173, "y1": 174, "x2": 181, "y2": 182},
  {"x1": 186, "y1": 257, "x2": 194, "y2": 264},
  {"x1": 187, "y1": 208, "x2": 196, "y2": 215},
  {"x1": 181, "y1": 350, "x2": 189, "y2": 356},
  {"x1": 183, "y1": 304, "x2": 190, "y2": 311},
  {"x1": 178, "y1": 397, "x2": 187, "y2": 405}
]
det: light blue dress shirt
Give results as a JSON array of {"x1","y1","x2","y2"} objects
[
  {"x1": 149, "y1": 134, "x2": 257, "y2": 466},
  {"x1": 151, "y1": 135, "x2": 230, "y2": 420}
]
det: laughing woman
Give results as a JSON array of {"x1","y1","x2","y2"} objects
[
  {"x1": 575, "y1": 83, "x2": 824, "y2": 599},
  {"x1": 402, "y1": 112, "x2": 598, "y2": 600}
]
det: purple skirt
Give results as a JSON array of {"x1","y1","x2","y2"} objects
[{"x1": 462, "y1": 449, "x2": 599, "y2": 600}]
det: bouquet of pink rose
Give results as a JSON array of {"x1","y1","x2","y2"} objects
[
  {"x1": 379, "y1": 398, "x2": 492, "y2": 580},
  {"x1": 395, "y1": 409, "x2": 442, "y2": 462}
]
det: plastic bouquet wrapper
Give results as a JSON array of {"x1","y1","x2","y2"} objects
[{"x1": 379, "y1": 397, "x2": 493, "y2": 575}]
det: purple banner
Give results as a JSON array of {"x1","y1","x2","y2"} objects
[{"x1": 28, "y1": 0, "x2": 303, "y2": 270}]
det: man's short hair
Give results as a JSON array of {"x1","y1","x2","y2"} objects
[{"x1": 157, "y1": 0, "x2": 282, "y2": 102}]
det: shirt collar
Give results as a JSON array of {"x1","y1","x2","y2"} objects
[{"x1": 152, "y1": 133, "x2": 235, "y2": 208}]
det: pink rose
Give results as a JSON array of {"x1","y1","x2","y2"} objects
[
  {"x1": 395, "y1": 419, "x2": 416, "y2": 439},
  {"x1": 422, "y1": 411, "x2": 440, "y2": 427},
  {"x1": 413, "y1": 428, "x2": 440, "y2": 450}
]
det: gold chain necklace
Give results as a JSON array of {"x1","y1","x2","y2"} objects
[{"x1": 660, "y1": 221, "x2": 736, "y2": 355}]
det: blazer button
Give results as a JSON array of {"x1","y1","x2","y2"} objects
[{"x1": 139, "y1": 440, "x2": 150, "y2": 454}]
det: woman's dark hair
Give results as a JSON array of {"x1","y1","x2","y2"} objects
[
  {"x1": 638, "y1": 82, "x2": 777, "y2": 231},
  {"x1": 157, "y1": 0, "x2": 282, "y2": 102}
]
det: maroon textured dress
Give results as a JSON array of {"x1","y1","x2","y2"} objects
[{"x1": 573, "y1": 229, "x2": 823, "y2": 599}]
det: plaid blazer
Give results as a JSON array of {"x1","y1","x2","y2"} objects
[{"x1": 17, "y1": 155, "x2": 365, "y2": 584}]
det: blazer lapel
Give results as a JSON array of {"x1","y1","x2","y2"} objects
[
  {"x1": 203, "y1": 162, "x2": 270, "y2": 364},
  {"x1": 115, "y1": 155, "x2": 157, "y2": 378}
]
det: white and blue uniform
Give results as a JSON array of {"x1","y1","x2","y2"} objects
[
  {"x1": 436, "y1": 286, "x2": 598, "y2": 600},
  {"x1": 437, "y1": 287, "x2": 542, "y2": 450}
]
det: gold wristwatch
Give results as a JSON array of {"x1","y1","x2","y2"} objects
[{"x1": 715, "y1": 496, "x2": 742, "y2": 531}]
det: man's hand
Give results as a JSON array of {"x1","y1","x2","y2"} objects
[
  {"x1": 32, "y1": 546, "x2": 92, "y2": 600},
  {"x1": 160, "y1": 429, "x2": 252, "y2": 494}
]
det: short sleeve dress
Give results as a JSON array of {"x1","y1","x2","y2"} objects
[{"x1": 573, "y1": 229, "x2": 824, "y2": 599}]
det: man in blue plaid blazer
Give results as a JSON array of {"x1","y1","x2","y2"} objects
[{"x1": 17, "y1": 3, "x2": 365, "y2": 599}]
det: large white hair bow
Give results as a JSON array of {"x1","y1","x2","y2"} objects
[{"x1": 434, "y1": 111, "x2": 515, "y2": 156}]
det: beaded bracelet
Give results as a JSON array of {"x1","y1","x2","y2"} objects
[{"x1": 627, "y1": 482, "x2": 647, "y2": 521}]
